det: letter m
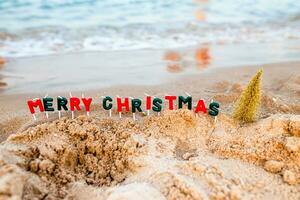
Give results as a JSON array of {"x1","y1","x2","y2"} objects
[{"x1": 27, "y1": 99, "x2": 45, "y2": 114}]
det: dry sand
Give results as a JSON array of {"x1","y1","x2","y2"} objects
[{"x1": 0, "y1": 61, "x2": 299, "y2": 199}]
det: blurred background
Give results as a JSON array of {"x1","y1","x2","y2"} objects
[{"x1": 0, "y1": 0, "x2": 300, "y2": 93}]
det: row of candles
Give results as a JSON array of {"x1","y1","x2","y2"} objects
[{"x1": 28, "y1": 92, "x2": 219, "y2": 123}]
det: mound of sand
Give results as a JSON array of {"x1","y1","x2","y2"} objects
[{"x1": 0, "y1": 110, "x2": 299, "y2": 200}]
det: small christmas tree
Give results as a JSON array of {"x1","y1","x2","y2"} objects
[{"x1": 233, "y1": 69, "x2": 263, "y2": 122}]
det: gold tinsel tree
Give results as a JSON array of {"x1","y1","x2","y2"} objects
[{"x1": 233, "y1": 69, "x2": 263, "y2": 122}]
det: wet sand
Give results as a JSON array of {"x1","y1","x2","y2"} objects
[
  {"x1": 2, "y1": 41, "x2": 300, "y2": 94},
  {"x1": 0, "y1": 59, "x2": 299, "y2": 199}
]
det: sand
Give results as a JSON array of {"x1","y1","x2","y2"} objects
[
  {"x1": 0, "y1": 61, "x2": 299, "y2": 199},
  {"x1": 0, "y1": 57, "x2": 6, "y2": 90}
]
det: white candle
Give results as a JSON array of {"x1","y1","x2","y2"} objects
[
  {"x1": 185, "y1": 92, "x2": 191, "y2": 96},
  {"x1": 117, "y1": 95, "x2": 121, "y2": 119},
  {"x1": 185, "y1": 91, "x2": 191, "y2": 110},
  {"x1": 70, "y1": 92, "x2": 74, "y2": 119},
  {"x1": 58, "y1": 96, "x2": 62, "y2": 119},
  {"x1": 144, "y1": 93, "x2": 151, "y2": 116},
  {"x1": 130, "y1": 97, "x2": 135, "y2": 121},
  {"x1": 101, "y1": 96, "x2": 112, "y2": 118},
  {"x1": 32, "y1": 98, "x2": 39, "y2": 121},
  {"x1": 44, "y1": 94, "x2": 49, "y2": 119},
  {"x1": 211, "y1": 98, "x2": 217, "y2": 124},
  {"x1": 82, "y1": 93, "x2": 90, "y2": 116}
]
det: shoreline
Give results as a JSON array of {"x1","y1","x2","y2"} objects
[
  {"x1": 1, "y1": 59, "x2": 300, "y2": 95},
  {"x1": 1, "y1": 41, "x2": 300, "y2": 94}
]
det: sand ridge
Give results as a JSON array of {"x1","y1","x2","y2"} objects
[{"x1": 0, "y1": 110, "x2": 298, "y2": 199}]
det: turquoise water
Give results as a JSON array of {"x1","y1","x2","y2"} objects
[{"x1": 0, "y1": 0, "x2": 300, "y2": 57}]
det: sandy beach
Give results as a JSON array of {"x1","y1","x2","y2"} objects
[
  {"x1": 1, "y1": 0, "x2": 300, "y2": 199},
  {"x1": 0, "y1": 58, "x2": 299, "y2": 199}
]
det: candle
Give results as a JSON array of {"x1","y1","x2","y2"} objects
[
  {"x1": 31, "y1": 98, "x2": 38, "y2": 120},
  {"x1": 131, "y1": 97, "x2": 143, "y2": 121},
  {"x1": 102, "y1": 96, "x2": 112, "y2": 117},
  {"x1": 209, "y1": 99, "x2": 219, "y2": 124},
  {"x1": 44, "y1": 94, "x2": 49, "y2": 119},
  {"x1": 179, "y1": 94, "x2": 192, "y2": 110},
  {"x1": 27, "y1": 98, "x2": 44, "y2": 121},
  {"x1": 165, "y1": 95, "x2": 177, "y2": 110},
  {"x1": 116, "y1": 96, "x2": 130, "y2": 119},
  {"x1": 152, "y1": 97, "x2": 162, "y2": 116},
  {"x1": 144, "y1": 93, "x2": 151, "y2": 116},
  {"x1": 82, "y1": 93, "x2": 91, "y2": 117},
  {"x1": 58, "y1": 96, "x2": 62, "y2": 119},
  {"x1": 129, "y1": 97, "x2": 135, "y2": 120},
  {"x1": 185, "y1": 92, "x2": 191, "y2": 96},
  {"x1": 69, "y1": 92, "x2": 74, "y2": 119},
  {"x1": 116, "y1": 95, "x2": 122, "y2": 119},
  {"x1": 211, "y1": 99, "x2": 217, "y2": 123}
]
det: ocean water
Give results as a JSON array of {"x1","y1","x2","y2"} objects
[{"x1": 0, "y1": 0, "x2": 300, "y2": 57}]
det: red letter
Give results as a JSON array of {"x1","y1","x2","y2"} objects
[
  {"x1": 27, "y1": 99, "x2": 44, "y2": 114},
  {"x1": 70, "y1": 97, "x2": 81, "y2": 111},
  {"x1": 117, "y1": 97, "x2": 129, "y2": 112},
  {"x1": 195, "y1": 100, "x2": 207, "y2": 113},
  {"x1": 165, "y1": 96, "x2": 177, "y2": 110},
  {"x1": 146, "y1": 96, "x2": 152, "y2": 110},
  {"x1": 82, "y1": 98, "x2": 92, "y2": 112}
]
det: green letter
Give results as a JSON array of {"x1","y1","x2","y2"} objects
[
  {"x1": 152, "y1": 98, "x2": 162, "y2": 112},
  {"x1": 43, "y1": 97, "x2": 54, "y2": 112},
  {"x1": 209, "y1": 102, "x2": 220, "y2": 116},
  {"x1": 103, "y1": 96, "x2": 113, "y2": 110},
  {"x1": 57, "y1": 97, "x2": 68, "y2": 111},
  {"x1": 131, "y1": 98, "x2": 142, "y2": 113},
  {"x1": 178, "y1": 96, "x2": 192, "y2": 110}
]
